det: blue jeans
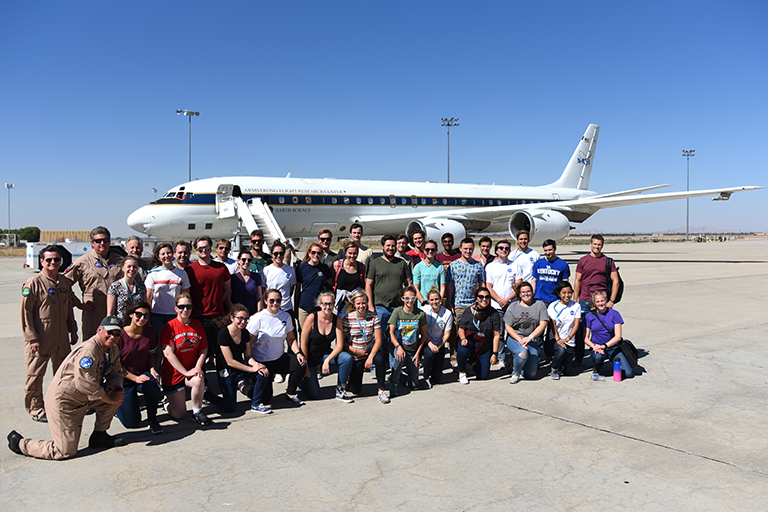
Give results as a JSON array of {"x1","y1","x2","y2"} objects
[
  {"x1": 375, "y1": 306, "x2": 395, "y2": 354},
  {"x1": 302, "y1": 352, "x2": 354, "y2": 399},
  {"x1": 205, "y1": 368, "x2": 254, "y2": 414},
  {"x1": 592, "y1": 345, "x2": 634, "y2": 377},
  {"x1": 552, "y1": 343, "x2": 575, "y2": 375},
  {"x1": 149, "y1": 313, "x2": 176, "y2": 335},
  {"x1": 422, "y1": 344, "x2": 446, "y2": 383},
  {"x1": 495, "y1": 309, "x2": 508, "y2": 363},
  {"x1": 251, "y1": 354, "x2": 291, "y2": 407},
  {"x1": 457, "y1": 338, "x2": 493, "y2": 380},
  {"x1": 575, "y1": 300, "x2": 591, "y2": 363},
  {"x1": 507, "y1": 337, "x2": 542, "y2": 378},
  {"x1": 116, "y1": 372, "x2": 161, "y2": 428},
  {"x1": 390, "y1": 348, "x2": 420, "y2": 389}
]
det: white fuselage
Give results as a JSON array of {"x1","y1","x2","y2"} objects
[{"x1": 127, "y1": 175, "x2": 593, "y2": 240}]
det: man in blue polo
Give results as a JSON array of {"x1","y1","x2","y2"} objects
[{"x1": 531, "y1": 239, "x2": 570, "y2": 361}]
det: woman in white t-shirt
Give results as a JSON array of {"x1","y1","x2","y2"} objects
[
  {"x1": 420, "y1": 287, "x2": 453, "y2": 388},
  {"x1": 547, "y1": 282, "x2": 581, "y2": 380},
  {"x1": 144, "y1": 242, "x2": 190, "y2": 333},
  {"x1": 246, "y1": 289, "x2": 304, "y2": 414},
  {"x1": 258, "y1": 241, "x2": 297, "y2": 322}
]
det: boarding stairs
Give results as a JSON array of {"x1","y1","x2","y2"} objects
[{"x1": 216, "y1": 184, "x2": 287, "y2": 251}]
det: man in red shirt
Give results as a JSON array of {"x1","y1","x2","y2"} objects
[
  {"x1": 573, "y1": 234, "x2": 619, "y2": 366},
  {"x1": 185, "y1": 236, "x2": 232, "y2": 369},
  {"x1": 405, "y1": 229, "x2": 426, "y2": 264}
]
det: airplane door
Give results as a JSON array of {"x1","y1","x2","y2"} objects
[
  {"x1": 217, "y1": 184, "x2": 236, "y2": 219},
  {"x1": 552, "y1": 193, "x2": 561, "y2": 200}
]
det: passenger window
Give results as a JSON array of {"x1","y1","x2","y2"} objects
[
  {"x1": 331, "y1": 197, "x2": 337, "y2": 204},
  {"x1": 368, "y1": 198, "x2": 374, "y2": 205},
  {"x1": 187, "y1": 223, "x2": 195, "y2": 230},
  {"x1": 344, "y1": 197, "x2": 350, "y2": 204},
  {"x1": 205, "y1": 223, "x2": 212, "y2": 230},
  {"x1": 356, "y1": 197, "x2": 361, "y2": 204},
  {"x1": 279, "y1": 197, "x2": 285, "y2": 204},
  {"x1": 305, "y1": 196, "x2": 312, "y2": 204},
  {"x1": 292, "y1": 196, "x2": 299, "y2": 204}
]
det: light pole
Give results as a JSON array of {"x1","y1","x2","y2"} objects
[
  {"x1": 441, "y1": 117, "x2": 459, "y2": 183},
  {"x1": 5, "y1": 183, "x2": 13, "y2": 256},
  {"x1": 152, "y1": 188, "x2": 158, "y2": 201},
  {"x1": 177, "y1": 109, "x2": 200, "y2": 182},
  {"x1": 682, "y1": 149, "x2": 695, "y2": 240}
]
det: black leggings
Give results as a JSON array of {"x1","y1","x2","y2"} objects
[{"x1": 347, "y1": 351, "x2": 387, "y2": 394}]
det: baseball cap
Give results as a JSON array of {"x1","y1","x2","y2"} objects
[{"x1": 100, "y1": 316, "x2": 123, "y2": 333}]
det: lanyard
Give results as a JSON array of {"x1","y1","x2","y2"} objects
[{"x1": 354, "y1": 313, "x2": 369, "y2": 342}]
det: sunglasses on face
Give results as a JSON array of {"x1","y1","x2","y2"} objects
[
  {"x1": 240, "y1": 258, "x2": 252, "y2": 263},
  {"x1": 177, "y1": 304, "x2": 193, "y2": 310},
  {"x1": 44, "y1": 257, "x2": 62, "y2": 263},
  {"x1": 196, "y1": 246, "x2": 211, "y2": 252},
  {"x1": 233, "y1": 316, "x2": 249, "y2": 322},
  {"x1": 319, "y1": 302, "x2": 334, "y2": 308},
  {"x1": 133, "y1": 311, "x2": 149, "y2": 319},
  {"x1": 309, "y1": 250, "x2": 322, "y2": 255},
  {"x1": 477, "y1": 295, "x2": 491, "y2": 300},
  {"x1": 402, "y1": 296, "x2": 418, "y2": 302},
  {"x1": 251, "y1": 239, "x2": 263, "y2": 244},
  {"x1": 424, "y1": 248, "x2": 436, "y2": 252},
  {"x1": 272, "y1": 252, "x2": 284, "y2": 257},
  {"x1": 92, "y1": 238, "x2": 109, "y2": 244},
  {"x1": 104, "y1": 330, "x2": 120, "y2": 338},
  {"x1": 218, "y1": 246, "x2": 230, "y2": 251},
  {"x1": 319, "y1": 237, "x2": 331, "y2": 242},
  {"x1": 497, "y1": 246, "x2": 510, "y2": 251},
  {"x1": 266, "y1": 298, "x2": 281, "y2": 304}
]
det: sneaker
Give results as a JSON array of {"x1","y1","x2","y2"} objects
[
  {"x1": 422, "y1": 379, "x2": 433, "y2": 390},
  {"x1": 250, "y1": 403, "x2": 273, "y2": 414},
  {"x1": 509, "y1": 373, "x2": 521, "y2": 384},
  {"x1": 389, "y1": 383, "x2": 398, "y2": 398},
  {"x1": 161, "y1": 396, "x2": 170, "y2": 412},
  {"x1": 551, "y1": 370, "x2": 560, "y2": 381},
  {"x1": 378, "y1": 390, "x2": 390, "y2": 404},
  {"x1": 459, "y1": 372, "x2": 469, "y2": 385},
  {"x1": 497, "y1": 359, "x2": 506, "y2": 370},
  {"x1": 7, "y1": 430, "x2": 23, "y2": 455},
  {"x1": 335, "y1": 387, "x2": 354, "y2": 403},
  {"x1": 191, "y1": 412, "x2": 213, "y2": 426},
  {"x1": 34, "y1": 414, "x2": 48, "y2": 423},
  {"x1": 88, "y1": 431, "x2": 126, "y2": 449},
  {"x1": 273, "y1": 374, "x2": 285, "y2": 383},
  {"x1": 149, "y1": 420, "x2": 164, "y2": 435},
  {"x1": 285, "y1": 394, "x2": 305, "y2": 406}
]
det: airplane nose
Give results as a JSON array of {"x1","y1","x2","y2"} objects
[{"x1": 127, "y1": 206, "x2": 152, "y2": 234}]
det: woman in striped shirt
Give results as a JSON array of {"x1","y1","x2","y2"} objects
[{"x1": 341, "y1": 290, "x2": 389, "y2": 404}]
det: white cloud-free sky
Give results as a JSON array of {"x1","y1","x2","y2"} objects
[{"x1": 1, "y1": 1, "x2": 765, "y2": 236}]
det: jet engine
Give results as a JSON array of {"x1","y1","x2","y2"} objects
[
  {"x1": 508, "y1": 210, "x2": 570, "y2": 244},
  {"x1": 406, "y1": 219, "x2": 466, "y2": 244}
]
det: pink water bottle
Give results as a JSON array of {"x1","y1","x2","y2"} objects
[{"x1": 613, "y1": 360, "x2": 622, "y2": 382}]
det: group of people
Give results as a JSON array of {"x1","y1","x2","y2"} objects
[{"x1": 9, "y1": 224, "x2": 637, "y2": 461}]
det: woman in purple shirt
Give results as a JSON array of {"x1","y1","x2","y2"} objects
[{"x1": 584, "y1": 290, "x2": 634, "y2": 378}]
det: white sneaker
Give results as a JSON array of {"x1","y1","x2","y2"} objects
[
  {"x1": 509, "y1": 373, "x2": 521, "y2": 384},
  {"x1": 459, "y1": 372, "x2": 469, "y2": 385},
  {"x1": 497, "y1": 359, "x2": 506, "y2": 369},
  {"x1": 378, "y1": 390, "x2": 390, "y2": 404},
  {"x1": 273, "y1": 374, "x2": 285, "y2": 383}
]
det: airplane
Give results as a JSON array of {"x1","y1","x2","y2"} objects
[{"x1": 127, "y1": 124, "x2": 761, "y2": 248}]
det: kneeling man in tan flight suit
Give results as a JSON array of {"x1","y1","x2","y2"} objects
[{"x1": 8, "y1": 316, "x2": 126, "y2": 460}]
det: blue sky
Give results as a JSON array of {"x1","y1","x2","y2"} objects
[{"x1": 1, "y1": 1, "x2": 765, "y2": 237}]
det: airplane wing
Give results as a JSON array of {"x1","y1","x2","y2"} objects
[{"x1": 354, "y1": 185, "x2": 762, "y2": 226}]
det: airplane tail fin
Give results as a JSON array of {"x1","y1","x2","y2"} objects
[{"x1": 548, "y1": 124, "x2": 600, "y2": 190}]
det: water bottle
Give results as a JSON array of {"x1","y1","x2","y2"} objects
[
  {"x1": 613, "y1": 360, "x2": 622, "y2": 382},
  {"x1": 590, "y1": 374, "x2": 605, "y2": 381}
]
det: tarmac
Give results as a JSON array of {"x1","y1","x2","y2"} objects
[{"x1": 1, "y1": 240, "x2": 767, "y2": 511}]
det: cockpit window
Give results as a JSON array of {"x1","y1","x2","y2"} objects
[{"x1": 165, "y1": 192, "x2": 175, "y2": 198}]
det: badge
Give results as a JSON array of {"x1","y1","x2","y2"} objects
[
  {"x1": 22, "y1": 286, "x2": 31, "y2": 297},
  {"x1": 59, "y1": 288, "x2": 67, "y2": 293},
  {"x1": 47, "y1": 287, "x2": 56, "y2": 296},
  {"x1": 318, "y1": 271, "x2": 324, "y2": 277},
  {"x1": 98, "y1": 361, "x2": 105, "y2": 372},
  {"x1": 94, "y1": 261, "x2": 103, "y2": 268},
  {"x1": 281, "y1": 321, "x2": 287, "y2": 326},
  {"x1": 79, "y1": 357, "x2": 93, "y2": 369}
]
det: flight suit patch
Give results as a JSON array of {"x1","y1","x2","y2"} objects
[
  {"x1": 79, "y1": 357, "x2": 93, "y2": 369},
  {"x1": 94, "y1": 261, "x2": 103, "y2": 268},
  {"x1": 47, "y1": 287, "x2": 56, "y2": 295},
  {"x1": 22, "y1": 287, "x2": 30, "y2": 297}
]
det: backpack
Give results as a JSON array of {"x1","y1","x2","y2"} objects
[{"x1": 605, "y1": 257, "x2": 624, "y2": 304}]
